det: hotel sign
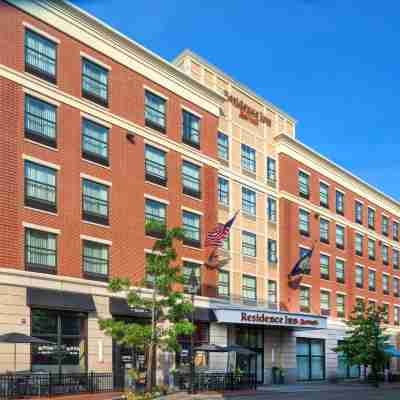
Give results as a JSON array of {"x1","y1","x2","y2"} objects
[
  {"x1": 225, "y1": 90, "x2": 272, "y2": 127},
  {"x1": 213, "y1": 309, "x2": 326, "y2": 330}
]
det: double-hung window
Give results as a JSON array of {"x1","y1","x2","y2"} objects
[
  {"x1": 241, "y1": 144, "x2": 256, "y2": 173},
  {"x1": 395, "y1": 306, "x2": 400, "y2": 325},
  {"x1": 355, "y1": 233, "x2": 363, "y2": 256},
  {"x1": 336, "y1": 225, "x2": 345, "y2": 249},
  {"x1": 24, "y1": 161, "x2": 57, "y2": 213},
  {"x1": 182, "y1": 211, "x2": 201, "y2": 248},
  {"x1": 319, "y1": 182, "x2": 329, "y2": 208},
  {"x1": 268, "y1": 280, "x2": 277, "y2": 309},
  {"x1": 82, "y1": 179, "x2": 109, "y2": 225},
  {"x1": 145, "y1": 145, "x2": 167, "y2": 186},
  {"x1": 267, "y1": 197, "x2": 277, "y2": 223},
  {"x1": 336, "y1": 294, "x2": 345, "y2": 318},
  {"x1": 242, "y1": 187, "x2": 256, "y2": 216},
  {"x1": 217, "y1": 132, "x2": 229, "y2": 161},
  {"x1": 368, "y1": 207, "x2": 375, "y2": 229},
  {"x1": 182, "y1": 161, "x2": 201, "y2": 199},
  {"x1": 145, "y1": 199, "x2": 167, "y2": 238},
  {"x1": 242, "y1": 275, "x2": 257, "y2": 303},
  {"x1": 336, "y1": 190, "x2": 344, "y2": 215},
  {"x1": 368, "y1": 269, "x2": 376, "y2": 291},
  {"x1": 336, "y1": 259, "x2": 345, "y2": 284},
  {"x1": 218, "y1": 177, "x2": 229, "y2": 206},
  {"x1": 394, "y1": 277, "x2": 400, "y2": 298},
  {"x1": 82, "y1": 240, "x2": 109, "y2": 280},
  {"x1": 368, "y1": 239, "x2": 376, "y2": 260},
  {"x1": 320, "y1": 291, "x2": 330, "y2": 315},
  {"x1": 218, "y1": 270, "x2": 230, "y2": 299},
  {"x1": 182, "y1": 110, "x2": 200, "y2": 149},
  {"x1": 300, "y1": 286, "x2": 311, "y2": 312},
  {"x1": 82, "y1": 119, "x2": 109, "y2": 166},
  {"x1": 25, "y1": 228, "x2": 57, "y2": 274},
  {"x1": 183, "y1": 262, "x2": 201, "y2": 295},
  {"x1": 25, "y1": 95, "x2": 57, "y2": 147},
  {"x1": 383, "y1": 304, "x2": 389, "y2": 323},
  {"x1": 382, "y1": 244, "x2": 389, "y2": 265},
  {"x1": 267, "y1": 157, "x2": 276, "y2": 186},
  {"x1": 355, "y1": 201, "x2": 363, "y2": 224},
  {"x1": 320, "y1": 218, "x2": 329, "y2": 244},
  {"x1": 82, "y1": 58, "x2": 108, "y2": 107},
  {"x1": 393, "y1": 221, "x2": 399, "y2": 241},
  {"x1": 383, "y1": 274, "x2": 390, "y2": 295},
  {"x1": 298, "y1": 171, "x2": 310, "y2": 199},
  {"x1": 145, "y1": 90, "x2": 166, "y2": 133},
  {"x1": 299, "y1": 209, "x2": 310, "y2": 236},
  {"x1": 382, "y1": 215, "x2": 389, "y2": 236},
  {"x1": 320, "y1": 254, "x2": 330, "y2": 280},
  {"x1": 268, "y1": 239, "x2": 277, "y2": 263},
  {"x1": 242, "y1": 231, "x2": 257, "y2": 258},
  {"x1": 300, "y1": 247, "x2": 312, "y2": 275},
  {"x1": 356, "y1": 265, "x2": 364, "y2": 288},
  {"x1": 25, "y1": 29, "x2": 57, "y2": 83},
  {"x1": 393, "y1": 249, "x2": 399, "y2": 270}
]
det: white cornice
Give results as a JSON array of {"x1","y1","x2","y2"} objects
[{"x1": 8, "y1": 0, "x2": 224, "y2": 116}]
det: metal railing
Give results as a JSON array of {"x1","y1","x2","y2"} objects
[{"x1": 0, "y1": 372, "x2": 123, "y2": 399}]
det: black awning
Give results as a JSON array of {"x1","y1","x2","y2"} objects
[
  {"x1": 110, "y1": 297, "x2": 152, "y2": 319},
  {"x1": 194, "y1": 308, "x2": 216, "y2": 322},
  {"x1": 27, "y1": 288, "x2": 96, "y2": 313}
]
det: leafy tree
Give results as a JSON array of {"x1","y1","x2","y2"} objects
[
  {"x1": 99, "y1": 222, "x2": 195, "y2": 393},
  {"x1": 334, "y1": 302, "x2": 391, "y2": 387}
]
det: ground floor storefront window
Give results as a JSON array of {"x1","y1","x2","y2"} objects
[
  {"x1": 31, "y1": 309, "x2": 87, "y2": 373},
  {"x1": 337, "y1": 340, "x2": 360, "y2": 379},
  {"x1": 296, "y1": 338, "x2": 325, "y2": 381}
]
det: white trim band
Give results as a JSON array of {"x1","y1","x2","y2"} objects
[
  {"x1": 23, "y1": 222, "x2": 60, "y2": 235},
  {"x1": 22, "y1": 154, "x2": 60, "y2": 170}
]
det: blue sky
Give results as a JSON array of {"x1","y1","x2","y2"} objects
[{"x1": 71, "y1": 0, "x2": 400, "y2": 200}]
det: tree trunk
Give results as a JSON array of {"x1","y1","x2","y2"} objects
[
  {"x1": 372, "y1": 365, "x2": 379, "y2": 388},
  {"x1": 145, "y1": 285, "x2": 157, "y2": 393}
]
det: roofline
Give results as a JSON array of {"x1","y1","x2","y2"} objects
[
  {"x1": 173, "y1": 49, "x2": 296, "y2": 123},
  {"x1": 275, "y1": 133, "x2": 400, "y2": 213}
]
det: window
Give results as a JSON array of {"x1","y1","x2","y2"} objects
[
  {"x1": 25, "y1": 95, "x2": 57, "y2": 147},
  {"x1": 145, "y1": 199, "x2": 166, "y2": 238},
  {"x1": 355, "y1": 201, "x2": 363, "y2": 224},
  {"x1": 223, "y1": 235, "x2": 230, "y2": 251},
  {"x1": 267, "y1": 197, "x2": 277, "y2": 223},
  {"x1": 368, "y1": 207, "x2": 375, "y2": 229},
  {"x1": 82, "y1": 179, "x2": 109, "y2": 225},
  {"x1": 296, "y1": 338, "x2": 325, "y2": 381},
  {"x1": 242, "y1": 187, "x2": 256, "y2": 216},
  {"x1": 368, "y1": 269, "x2": 376, "y2": 291},
  {"x1": 382, "y1": 244, "x2": 389, "y2": 265},
  {"x1": 241, "y1": 144, "x2": 256, "y2": 173},
  {"x1": 337, "y1": 340, "x2": 360, "y2": 379},
  {"x1": 320, "y1": 218, "x2": 329, "y2": 244},
  {"x1": 383, "y1": 274, "x2": 390, "y2": 295},
  {"x1": 217, "y1": 132, "x2": 229, "y2": 161},
  {"x1": 336, "y1": 191, "x2": 344, "y2": 215},
  {"x1": 218, "y1": 270, "x2": 230, "y2": 299},
  {"x1": 356, "y1": 298, "x2": 365, "y2": 314},
  {"x1": 336, "y1": 225, "x2": 345, "y2": 249},
  {"x1": 82, "y1": 58, "x2": 108, "y2": 107},
  {"x1": 182, "y1": 110, "x2": 200, "y2": 148},
  {"x1": 82, "y1": 240, "x2": 109, "y2": 280},
  {"x1": 298, "y1": 171, "x2": 310, "y2": 199},
  {"x1": 267, "y1": 157, "x2": 276, "y2": 186},
  {"x1": 242, "y1": 231, "x2": 257, "y2": 257},
  {"x1": 299, "y1": 209, "x2": 310, "y2": 236},
  {"x1": 383, "y1": 304, "x2": 389, "y2": 323},
  {"x1": 320, "y1": 254, "x2": 330, "y2": 280},
  {"x1": 24, "y1": 161, "x2": 57, "y2": 213},
  {"x1": 320, "y1": 291, "x2": 330, "y2": 315},
  {"x1": 182, "y1": 161, "x2": 201, "y2": 199},
  {"x1": 145, "y1": 145, "x2": 167, "y2": 186},
  {"x1": 25, "y1": 29, "x2": 57, "y2": 83},
  {"x1": 300, "y1": 247, "x2": 312, "y2": 275},
  {"x1": 336, "y1": 259, "x2": 345, "y2": 284},
  {"x1": 394, "y1": 278, "x2": 400, "y2": 298},
  {"x1": 145, "y1": 90, "x2": 166, "y2": 133},
  {"x1": 393, "y1": 249, "x2": 399, "y2": 270},
  {"x1": 382, "y1": 215, "x2": 389, "y2": 236},
  {"x1": 218, "y1": 177, "x2": 229, "y2": 206},
  {"x1": 395, "y1": 307, "x2": 400, "y2": 326},
  {"x1": 355, "y1": 265, "x2": 364, "y2": 288},
  {"x1": 336, "y1": 294, "x2": 346, "y2": 318},
  {"x1": 268, "y1": 239, "x2": 277, "y2": 263},
  {"x1": 393, "y1": 221, "x2": 399, "y2": 241},
  {"x1": 319, "y1": 182, "x2": 329, "y2": 208},
  {"x1": 82, "y1": 119, "x2": 109, "y2": 166},
  {"x1": 355, "y1": 233, "x2": 363, "y2": 256},
  {"x1": 183, "y1": 262, "x2": 201, "y2": 295},
  {"x1": 268, "y1": 280, "x2": 277, "y2": 309},
  {"x1": 368, "y1": 300, "x2": 376, "y2": 312},
  {"x1": 300, "y1": 286, "x2": 311, "y2": 312},
  {"x1": 182, "y1": 211, "x2": 201, "y2": 248},
  {"x1": 25, "y1": 228, "x2": 57, "y2": 274},
  {"x1": 368, "y1": 239, "x2": 376, "y2": 260},
  {"x1": 242, "y1": 275, "x2": 257, "y2": 303}
]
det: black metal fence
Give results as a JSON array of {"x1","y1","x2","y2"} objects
[
  {"x1": 0, "y1": 372, "x2": 124, "y2": 399},
  {"x1": 176, "y1": 372, "x2": 257, "y2": 392}
]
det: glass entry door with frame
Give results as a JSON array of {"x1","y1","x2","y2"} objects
[{"x1": 296, "y1": 338, "x2": 325, "y2": 381}]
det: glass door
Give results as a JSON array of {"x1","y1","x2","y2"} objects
[{"x1": 296, "y1": 338, "x2": 325, "y2": 381}]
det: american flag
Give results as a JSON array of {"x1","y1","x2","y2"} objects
[{"x1": 205, "y1": 212, "x2": 238, "y2": 248}]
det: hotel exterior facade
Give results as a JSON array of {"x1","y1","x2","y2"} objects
[{"x1": 0, "y1": 0, "x2": 398, "y2": 387}]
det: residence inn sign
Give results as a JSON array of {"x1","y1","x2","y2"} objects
[{"x1": 213, "y1": 308, "x2": 327, "y2": 329}]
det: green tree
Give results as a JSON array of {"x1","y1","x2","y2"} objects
[
  {"x1": 334, "y1": 302, "x2": 391, "y2": 387},
  {"x1": 99, "y1": 222, "x2": 195, "y2": 393}
]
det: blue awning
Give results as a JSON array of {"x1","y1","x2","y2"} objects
[{"x1": 385, "y1": 346, "x2": 400, "y2": 358}]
